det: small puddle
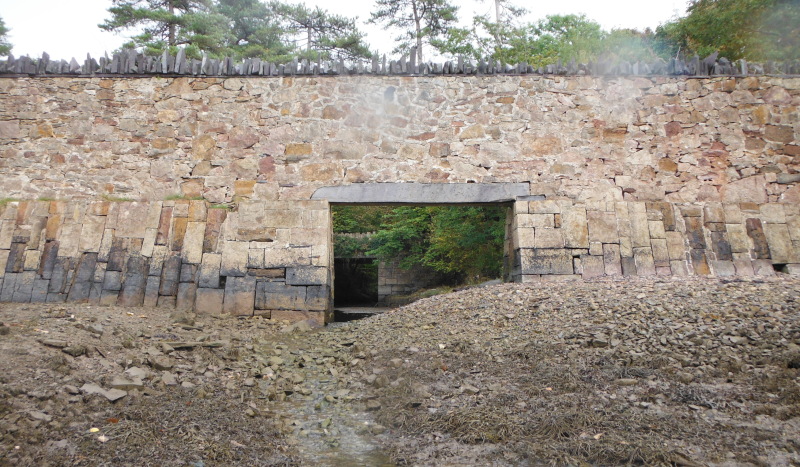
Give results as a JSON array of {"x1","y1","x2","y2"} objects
[{"x1": 258, "y1": 327, "x2": 395, "y2": 466}]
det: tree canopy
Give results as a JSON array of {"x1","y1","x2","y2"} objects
[
  {"x1": 369, "y1": 0, "x2": 459, "y2": 62},
  {"x1": 655, "y1": 0, "x2": 799, "y2": 61},
  {"x1": 0, "y1": 16, "x2": 13, "y2": 56}
]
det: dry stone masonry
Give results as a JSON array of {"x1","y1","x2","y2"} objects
[{"x1": 1, "y1": 72, "x2": 798, "y2": 321}]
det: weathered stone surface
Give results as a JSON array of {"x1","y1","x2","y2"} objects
[
  {"x1": 312, "y1": 183, "x2": 530, "y2": 204},
  {"x1": 158, "y1": 255, "x2": 182, "y2": 296},
  {"x1": 587, "y1": 211, "x2": 618, "y2": 244},
  {"x1": 198, "y1": 253, "x2": 222, "y2": 288},
  {"x1": 118, "y1": 256, "x2": 148, "y2": 306},
  {"x1": 67, "y1": 253, "x2": 98, "y2": 302},
  {"x1": 195, "y1": 287, "x2": 224, "y2": 314},
  {"x1": 534, "y1": 229, "x2": 564, "y2": 249},
  {"x1": 223, "y1": 276, "x2": 256, "y2": 316},
  {"x1": 220, "y1": 241, "x2": 249, "y2": 276},
  {"x1": 745, "y1": 218, "x2": 771, "y2": 259},
  {"x1": 629, "y1": 204, "x2": 651, "y2": 248},
  {"x1": 763, "y1": 223, "x2": 796, "y2": 264},
  {"x1": 561, "y1": 207, "x2": 589, "y2": 248},
  {"x1": 632, "y1": 247, "x2": 656, "y2": 276},
  {"x1": 255, "y1": 280, "x2": 304, "y2": 310},
  {"x1": 519, "y1": 249, "x2": 573, "y2": 275},
  {"x1": 580, "y1": 255, "x2": 605, "y2": 279},
  {"x1": 286, "y1": 267, "x2": 328, "y2": 286},
  {"x1": 181, "y1": 222, "x2": 205, "y2": 264}
]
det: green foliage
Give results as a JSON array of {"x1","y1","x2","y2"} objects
[
  {"x1": 0, "y1": 16, "x2": 11, "y2": 56},
  {"x1": 656, "y1": 0, "x2": 800, "y2": 61},
  {"x1": 333, "y1": 205, "x2": 507, "y2": 281},
  {"x1": 369, "y1": 0, "x2": 459, "y2": 61},
  {"x1": 271, "y1": 2, "x2": 372, "y2": 61}
]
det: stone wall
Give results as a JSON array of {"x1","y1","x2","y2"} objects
[
  {"x1": 0, "y1": 199, "x2": 332, "y2": 323},
  {"x1": 1, "y1": 74, "x2": 799, "y2": 318},
  {"x1": 0, "y1": 75, "x2": 797, "y2": 204},
  {"x1": 511, "y1": 200, "x2": 800, "y2": 282}
]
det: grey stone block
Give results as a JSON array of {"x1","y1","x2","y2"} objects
[
  {"x1": 67, "y1": 253, "x2": 98, "y2": 302},
  {"x1": 31, "y1": 279, "x2": 49, "y2": 303},
  {"x1": 118, "y1": 256, "x2": 148, "y2": 306},
  {"x1": 143, "y1": 276, "x2": 160, "y2": 307},
  {"x1": 180, "y1": 264, "x2": 197, "y2": 283},
  {"x1": 519, "y1": 249, "x2": 574, "y2": 275},
  {"x1": 103, "y1": 271, "x2": 122, "y2": 291},
  {"x1": 223, "y1": 276, "x2": 255, "y2": 315},
  {"x1": 159, "y1": 255, "x2": 182, "y2": 296},
  {"x1": 195, "y1": 288, "x2": 224, "y2": 314},
  {"x1": 0, "y1": 273, "x2": 17, "y2": 301},
  {"x1": 621, "y1": 256, "x2": 637, "y2": 277},
  {"x1": 312, "y1": 182, "x2": 530, "y2": 204},
  {"x1": 11, "y1": 271, "x2": 35, "y2": 302},
  {"x1": 48, "y1": 257, "x2": 71, "y2": 293},
  {"x1": 198, "y1": 253, "x2": 221, "y2": 288},
  {"x1": 46, "y1": 293, "x2": 67, "y2": 303},
  {"x1": 39, "y1": 240, "x2": 59, "y2": 279},
  {"x1": 255, "y1": 280, "x2": 306, "y2": 310},
  {"x1": 305, "y1": 285, "x2": 330, "y2": 310},
  {"x1": 176, "y1": 283, "x2": 197, "y2": 311},
  {"x1": 286, "y1": 267, "x2": 328, "y2": 286}
]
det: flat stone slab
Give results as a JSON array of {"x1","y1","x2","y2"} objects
[{"x1": 312, "y1": 183, "x2": 533, "y2": 204}]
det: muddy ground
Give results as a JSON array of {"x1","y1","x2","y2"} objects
[{"x1": 1, "y1": 276, "x2": 799, "y2": 466}]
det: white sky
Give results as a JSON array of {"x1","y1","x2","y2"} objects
[{"x1": 0, "y1": 0, "x2": 689, "y2": 60}]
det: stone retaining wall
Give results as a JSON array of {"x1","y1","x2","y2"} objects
[
  {"x1": 0, "y1": 199, "x2": 332, "y2": 323},
  {"x1": 511, "y1": 200, "x2": 800, "y2": 282},
  {"x1": 1, "y1": 74, "x2": 799, "y2": 318}
]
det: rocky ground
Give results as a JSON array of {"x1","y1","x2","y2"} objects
[{"x1": 1, "y1": 276, "x2": 800, "y2": 466}]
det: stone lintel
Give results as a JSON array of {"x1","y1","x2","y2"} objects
[{"x1": 312, "y1": 183, "x2": 532, "y2": 204}]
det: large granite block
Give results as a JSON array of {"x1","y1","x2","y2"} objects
[
  {"x1": 220, "y1": 241, "x2": 249, "y2": 276},
  {"x1": 286, "y1": 267, "x2": 328, "y2": 286},
  {"x1": 159, "y1": 254, "x2": 182, "y2": 296},
  {"x1": 519, "y1": 249, "x2": 574, "y2": 275},
  {"x1": 118, "y1": 256, "x2": 149, "y2": 306},
  {"x1": 195, "y1": 288, "x2": 224, "y2": 314},
  {"x1": 223, "y1": 276, "x2": 256, "y2": 315},
  {"x1": 255, "y1": 281, "x2": 306, "y2": 310},
  {"x1": 67, "y1": 253, "x2": 98, "y2": 302}
]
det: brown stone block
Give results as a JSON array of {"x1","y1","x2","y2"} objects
[
  {"x1": 116, "y1": 203, "x2": 150, "y2": 238},
  {"x1": 629, "y1": 203, "x2": 651, "y2": 248},
  {"x1": 690, "y1": 249, "x2": 711, "y2": 275},
  {"x1": 651, "y1": 239, "x2": 670, "y2": 267},
  {"x1": 181, "y1": 179, "x2": 204, "y2": 198},
  {"x1": 529, "y1": 201, "x2": 561, "y2": 214},
  {"x1": 192, "y1": 134, "x2": 216, "y2": 160},
  {"x1": 285, "y1": 143, "x2": 312, "y2": 156},
  {"x1": 709, "y1": 231, "x2": 733, "y2": 261},
  {"x1": 88, "y1": 202, "x2": 110, "y2": 216},
  {"x1": 170, "y1": 217, "x2": 188, "y2": 251},
  {"x1": 44, "y1": 215, "x2": 61, "y2": 241},
  {"x1": 429, "y1": 142, "x2": 450, "y2": 157},
  {"x1": 182, "y1": 222, "x2": 205, "y2": 264},
  {"x1": 234, "y1": 180, "x2": 256, "y2": 197},
  {"x1": 0, "y1": 221, "x2": 14, "y2": 250},
  {"x1": 155, "y1": 206, "x2": 173, "y2": 245},
  {"x1": 646, "y1": 202, "x2": 676, "y2": 231},
  {"x1": 684, "y1": 217, "x2": 706, "y2": 250},
  {"x1": 759, "y1": 204, "x2": 786, "y2": 224},
  {"x1": 725, "y1": 224, "x2": 750, "y2": 253},
  {"x1": 703, "y1": 203, "x2": 725, "y2": 223},
  {"x1": 745, "y1": 218, "x2": 771, "y2": 259},
  {"x1": 203, "y1": 208, "x2": 227, "y2": 253},
  {"x1": 764, "y1": 125, "x2": 795, "y2": 143}
]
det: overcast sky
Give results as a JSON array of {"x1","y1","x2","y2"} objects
[{"x1": 0, "y1": 0, "x2": 689, "y2": 60}]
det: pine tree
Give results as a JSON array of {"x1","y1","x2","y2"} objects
[
  {"x1": 369, "y1": 0, "x2": 459, "y2": 62},
  {"x1": 0, "y1": 16, "x2": 12, "y2": 56}
]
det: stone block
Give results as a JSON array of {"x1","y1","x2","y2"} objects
[
  {"x1": 723, "y1": 204, "x2": 743, "y2": 224},
  {"x1": 106, "y1": 237, "x2": 126, "y2": 272},
  {"x1": 0, "y1": 250, "x2": 7, "y2": 278},
  {"x1": 286, "y1": 267, "x2": 328, "y2": 286},
  {"x1": 48, "y1": 258, "x2": 71, "y2": 294},
  {"x1": 11, "y1": 271, "x2": 35, "y2": 302},
  {"x1": 223, "y1": 276, "x2": 256, "y2": 316},
  {"x1": 266, "y1": 209, "x2": 303, "y2": 229},
  {"x1": 79, "y1": 216, "x2": 106, "y2": 253},
  {"x1": 648, "y1": 220, "x2": 666, "y2": 239},
  {"x1": 629, "y1": 203, "x2": 651, "y2": 248},
  {"x1": 784, "y1": 264, "x2": 800, "y2": 276},
  {"x1": 141, "y1": 228, "x2": 157, "y2": 257},
  {"x1": 684, "y1": 217, "x2": 706, "y2": 250},
  {"x1": 562, "y1": 206, "x2": 589, "y2": 248},
  {"x1": 725, "y1": 224, "x2": 750, "y2": 253},
  {"x1": 118, "y1": 256, "x2": 149, "y2": 307},
  {"x1": 115, "y1": 203, "x2": 150, "y2": 238},
  {"x1": 180, "y1": 264, "x2": 197, "y2": 283},
  {"x1": 650, "y1": 239, "x2": 670, "y2": 268},
  {"x1": 5, "y1": 243, "x2": 25, "y2": 273},
  {"x1": 103, "y1": 271, "x2": 122, "y2": 291},
  {"x1": 646, "y1": 202, "x2": 677, "y2": 231},
  {"x1": 157, "y1": 296, "x2": 177, "y2": 308},
  {"x1": 619, "y1": 237, "x2": 633, "y2": 257},
  {"x1": 305, "y1": 285, "x2": 330, "y2": 310},
  {"x1": 517, "y1": 213, "x2": 554, "y2": 228},
  {"x1": 170, "y1": 217, "x2": 188, "y2": 251},
  {"x1": 23, "y1": 250, "x2": 40, "y2": 271},
  {"x1": 203, "y1": 208, "x2": 227, "y2": 253},
  {"x1": 670, "y1": 260, "x2": 689, "y2": 276},
  {"x1": 159, "y1": 255, "x2": 182, "y2": 296},
  {"x1": 195, "y1": 288, "x2": 224, "y2": 314},
  {"x1": 67, "y1": 253, "x2": 98, "y2": 302},
  {"x1": 156, "y1": 206, "x2": 173, "y2": 245},
  {"x1": 690, "y1": 249, "x2": 711, "y2": 275},
  {"x1": 220, "y1": 241, "x2": 249, "y2": 277},
  {"x1": 255, "y1": 281, "x2": 306, "y2": 310},
  {"x1": 179, "y1": 221, "x2": 204, "y2": 264},
  {"x1": 519, "y1": 249, "x2": 574, "y2": 275},
  {"x1": 587, "y1": 211, "x2": 618, "y2": 244},
  {"x1": 710, "y1": 232, "x2": 733, "y2": 261},
  {"x1": 703, "y1": 203, "x2": 725, "y2": 223},
  {"x1": 529, "y1": 201, "x2": 562, "y2": 214},
  {"x1": 745, "y1": 218, "x2": 771, "y2": 259},
  {"x1": 176, "y1": 283, "x2": 197, "y2": 311},
  {"x1": 98, "y1": 229, "x2": 114, "y2": 262},
  {"x1": 733, "y1": 259, "x2": 755, "y2": 276},
  {"x1": 198, "y1": 253, "x2": 222, "y2": 288},
  {"x1": 710, "y1": 260, "x2": 736, "y2": 277},
  {"x1": 535, "y1": 229, "x2": 564, "y2": 249},
  {"x1": 763, "y1": 223, "x2": 796, "y2": 263},
  {"x1": 247, "y1": 248, "x2": 266, "y2": 268},
  {"x1": 516, "y1": 227, "x2": 535, "y2": 248},
  {"x1": 148, "y1": 245, "x2": 168, "y2": 276},
  {"x1": 602, "y1": 244, "x2": 622, "y2": 276},
  {"x1": 633, "y1": 247, "x2": 656, "y2": 276},
  {"x1": 752, "y1": 259, "x2": 776, "y2": 276},
  {"x1": 31, "y1": 279, "x2": 49, "y2": 303},
  {"x1": 0, "y1": 273, "x2": 17, "y2": 301},
  {"x1": 760, "y1": 204, "x2": 786, "y2": 224},
  {"x1": 665, "y1": 231, "x2": 686, "y2": 261},
  {"x1": 589, "y1": 242, "x2": 603, "y2": 256},
  {"x1": 580, "y1": 255, "x2": 605, "y2": 279},
  {"x1": 263, "y1": 246, "x2": 313, "y2": 268},
  {"x1": 143, "y1": 276, "x2": 160, "y2": 307}
]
